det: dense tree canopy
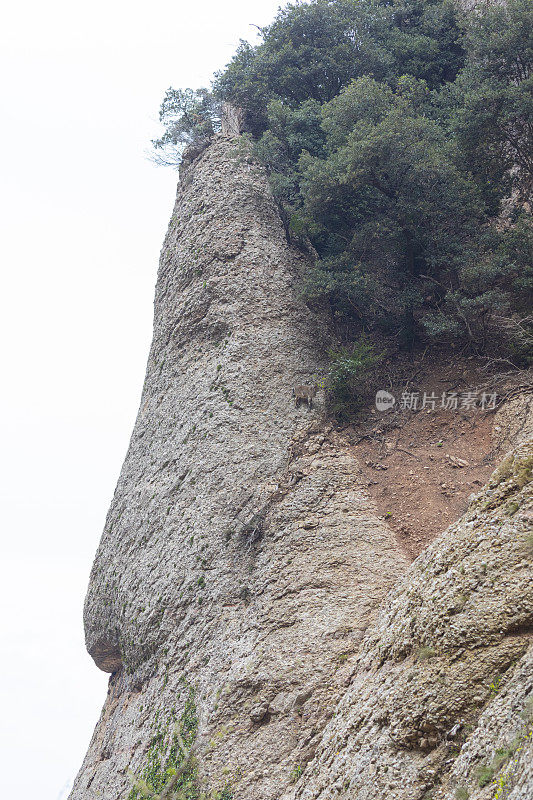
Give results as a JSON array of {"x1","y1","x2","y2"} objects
[
  {"x1": 214, "y1": 0, "x2": 464, "y2": 133},
  {"x1": 154, "y1": 0, "x2": 533, "y2": 375},
  {"x1": 443, "y1": 0, "x2": 533, "y2": 207},
  {"x1": 298, "y1": 76, "x2": 487, "y2": 346}
]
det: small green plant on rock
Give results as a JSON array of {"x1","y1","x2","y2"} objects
[
  {"x1": 289, "y1": 764, "x2": 303, "y2": 784},
  {"x1": 128, "y1": 687, "x2": 199, "y2": 800},
  {"x1": 492, "y1": 727, "x2": 533, "y2": 799},
  {"x1": 504, "y1": 500, "x2": 520, "y2": 516},
  {"x1": 490, "y1": 454, "x2": 514, "y2": 488},
  {"x1": 515, "y1": 453, "x2": 533, "y2": 489},
  {"x1": 476, "y1": 763, "x2": 495, "y2": 788},
  {"x1": 415, "y1": 646, "x2": 436, "y2": 662},
  {"x1": 475, "y1": 738, "x2": 522, "y2": 792},
  {"x1": 455, "y1": 787, "x2": 469, "y2": 800},
  {"x1": 212, "y1": 787, "x2": 233, "y2": 800},
  {"x1": 520, "y1": 695, "x2": 533, "y2": 723},
  {"x1": 335, "y1": 652, "x2": 351, "y2": 664},
  {"x1": 491, "y1": 752, "x2": 506, "y2": 776}
]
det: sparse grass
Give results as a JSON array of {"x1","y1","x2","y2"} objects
[
  {"x1": 515, "y1": 453, "x2": 533, "y2": 489},
  {"x1": 335, "y1": 652, "x2": 351, "y2": 664},
  {"x1": 289, "y1": 764, "x2": 303, "y2": 784},
  {"x1": 416, "y1": 646, "x2": 436, "y2": 662},
  {"x1": 455, "y1": 786, "x2": 469, "y2": 799},
  {"x1": 491, "y1": 751, "x2": 508, "y2": 773},
  {"x1": 213, "y1": 787, "x2": 233, "y2": 800},
  {"x1": 476, "y1": 763, "x2": 495, "y2": 787},
  {"x1": 127, "y1": 686, "x2": 198, "y2": 800},
  {"x1": 473, "y1": 735, "x2": 524, "y2": 792},
  {"x1": 520, "y1": 695, "x2": 533, "y2": 723},
  {"x1": 490, "y1": 454, "x2": 514, "y2": 487}
]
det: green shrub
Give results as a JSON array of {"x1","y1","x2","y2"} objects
[
  {"x1": 326, "y1": 334, "x2": 382, "y2": 416},
  {"x1": 289, "y1": 764, "x2": 303, "y2": 784},
  {"x1": 127, "y1": 689, "x2": 199, "y2": 800}
]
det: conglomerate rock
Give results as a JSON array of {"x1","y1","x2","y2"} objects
[
  {"x1": 285, "y1": 440, "x2": 533, "y2": 800},
  {"x1": 70, "y1": 129, "x2": 532, "y2": 800},
  {"x1": 69, "y1": 135, "x2": 407, "y2": 800}
]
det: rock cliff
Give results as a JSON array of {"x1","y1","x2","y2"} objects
[
  {"x1": 70, "y1": 135, "x2": 407, "y2": 800},
  {"x1": 71, "y1": 133, "x2": 532, "y2": 800},
  {"x1": 286, "y1": 438, "x2": 533, "y2": 800}
]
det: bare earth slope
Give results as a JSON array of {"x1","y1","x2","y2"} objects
[{"x1": 69, "y1": 136, "x2": 407, "y2": 800}]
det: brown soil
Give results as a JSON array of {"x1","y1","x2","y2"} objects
[{"x1": 342, "y1": 353, "x2": 525, "y2": 560}]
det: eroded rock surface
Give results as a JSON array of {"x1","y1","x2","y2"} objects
[
  {"x1": 71, "y1": 130, "x2": 532, "y2": 800},
  {"x1": 70, "y1": 136, "x2": 407, "y2": 800},
  {"x1": 286, "y1": 440, "x2": 533, "y2": 800}
]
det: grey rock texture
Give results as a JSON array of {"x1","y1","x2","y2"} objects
[
  {"x1": 71, "y1": 129, "x2": 533, "y2": 800},
  {"x1": 70, "y1": 135, "x2": 407, "y2": 800},
  {"x1": 493, "y1": 393, "x2": 533, "y2": 452},
  {"x1": 285, "y1": 440, "x2": 533, "y2": 800}
]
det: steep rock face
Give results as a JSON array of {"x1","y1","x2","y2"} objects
[
  {"x1": 70, "y1": 136, "x2": 407, "y2": 800},
  {"x1": 286, "y1": 439, "x2": 533, "y2": 800}
]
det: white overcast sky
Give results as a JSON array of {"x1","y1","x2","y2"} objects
[{"x1": 0, "y1": 2, "x2": 281, "y2": 797}]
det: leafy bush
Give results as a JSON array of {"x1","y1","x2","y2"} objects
[{"x1": 326, "y1": 335, "x2": 382, "y2": 416}]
